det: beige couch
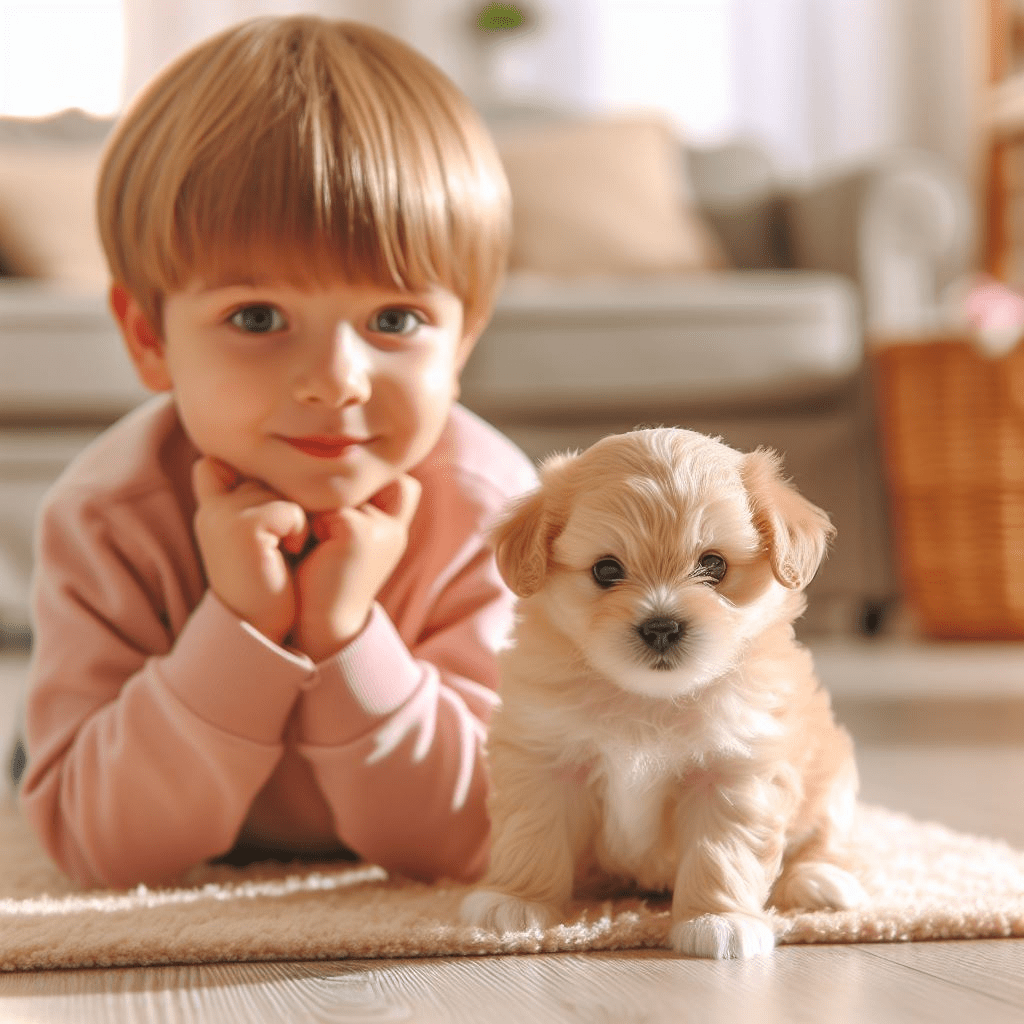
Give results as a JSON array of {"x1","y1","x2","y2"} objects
[{"x1": 0, "y1": 109, "x2": 975, "y2": 640}]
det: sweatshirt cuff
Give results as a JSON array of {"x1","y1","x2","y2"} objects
[
  {"x1": 156, "y1": 591, "x2": 316, "y2": 744},
  {"x1": 297, "y1": 603, "x2": 424, "y2": 746}
]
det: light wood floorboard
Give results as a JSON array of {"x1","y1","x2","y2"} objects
[
  {"x1": 2, "y1": 944, "x2": 1024, "y2": 1024},
  {"x1": 856, "y1": 940, "x2": 1024, "y2": 1006}
]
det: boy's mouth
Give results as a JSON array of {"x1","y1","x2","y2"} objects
[{"x1": 283, "y1": 434, "x2": 363, "y2": 459}]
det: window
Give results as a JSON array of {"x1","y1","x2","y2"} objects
[
  {"x1": 0, "y1": 1, "x2": 124, "y2": 116},
  {"x1": 591, "y1": 0, "x2": 735, "y2": 144}
]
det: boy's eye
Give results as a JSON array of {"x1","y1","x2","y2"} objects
[
  {"x1": 229, "y1": 305, "x2": 286, "y2": 334},
  {"x1": 370, "y1": 308, "x2": 422, "y2": 335}
]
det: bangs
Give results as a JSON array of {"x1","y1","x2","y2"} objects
[
  {"x1": 99, "y1": 17, "x2": 510, "y2": 329},
  {"x1": 171, "y1": 141, "x2": 451, "y2": 298},
  {"x1": 169, "y1": 62, "x2": 467, "y2": 295}
]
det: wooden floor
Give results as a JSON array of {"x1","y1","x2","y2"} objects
[
  {"x1": 1, "y1": 637, "x2": 1024, "y2": 1023},
  {"x1": 2, "y1": 941, "x2": 1024, "y2": 1024}
]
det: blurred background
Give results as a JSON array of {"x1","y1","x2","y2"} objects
[
  {"x1": 0, "y1": 0, "x2": 980, "y2": 181},
  {"x1": 0, "y1": 0, "x2": 1020, "y2": 647},
  {"x1": 2, "y1": 0, "x2": 1024, "y2": 854}
]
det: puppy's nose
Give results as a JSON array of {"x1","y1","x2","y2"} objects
[{"x1": 637, "y1": 617, "x2": 684, "y2": 652}]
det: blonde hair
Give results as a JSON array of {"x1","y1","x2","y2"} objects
[{"x1": 97, "y1": 16, "x2": 511, "y2": 338}]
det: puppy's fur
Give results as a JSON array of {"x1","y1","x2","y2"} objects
[{"x1": 461, "y1": 428, "x2": 865, "y2": 959}]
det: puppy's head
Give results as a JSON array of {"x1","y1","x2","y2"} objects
[{"x1": 494, "y1": 428, "x2": 834, "y2": 698}]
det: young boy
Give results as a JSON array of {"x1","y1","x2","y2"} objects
[{"x1": 18, "y1": 15, "x2": 537, "y2": 889}]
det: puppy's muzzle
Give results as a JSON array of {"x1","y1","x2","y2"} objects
[{"x1": 637, "y1": 617, "x2": 685, "y2": 653}]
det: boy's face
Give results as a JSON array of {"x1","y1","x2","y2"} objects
[{"x1": 118, "y1": 277, "x2": 475, "y2": 512}]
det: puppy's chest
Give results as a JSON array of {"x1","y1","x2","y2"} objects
[{"x1": 590, "y1": 745, "x2": 683, "y2": 887}]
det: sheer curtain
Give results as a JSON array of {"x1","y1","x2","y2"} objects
[
  {"x1": 467, "y1": 0, "x2": 976, "y2": 183},
  {"x1": 536, "y1": 0, "x2": 976, "y2": 182},
  {"x1": 728, "y1": 0, "x2": 976, "y2": 181},
  {"x1": 120, "y1": 0, "x2": 977, "y2": 182}
]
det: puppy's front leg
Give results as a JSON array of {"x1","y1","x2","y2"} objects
[
  {"x1": 460, "y1": 741, "x2": 587, "y2": 933},
  {"x1": 669, "y1": 773, "x2": 789, "y2": 959}
]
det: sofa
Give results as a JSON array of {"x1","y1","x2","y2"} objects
[{"x1": 0, "y1": 108, "x2": 975, "y2": 641}]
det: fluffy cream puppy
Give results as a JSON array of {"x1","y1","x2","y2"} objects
[{"x1": 461, "y1": 427, "x2": 866, "y2": 959}]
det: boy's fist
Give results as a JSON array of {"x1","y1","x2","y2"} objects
[
  {"x1": 291, "y1": 474, "x2": 421, "y2": 662},
  {"x1": 191, "y1": 456, "x2": 309, "y2": 645}
]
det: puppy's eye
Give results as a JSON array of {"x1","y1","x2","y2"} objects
[
  {"x1": 696, "y1": 552, "x2": 727, "y2": 584},
  {"x1": 592, "y1": 558, "x2": 626, "y2": 588}
]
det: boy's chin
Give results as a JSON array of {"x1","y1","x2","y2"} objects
[{"x1": 284, "y1": 472, "x2": 395, "y2": 514}]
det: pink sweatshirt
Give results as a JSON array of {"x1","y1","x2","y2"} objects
[{"x1": 19, "y1": 395, "x2": 536, "y2": 889}]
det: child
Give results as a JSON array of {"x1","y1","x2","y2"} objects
[{"x1": 18, "y1": 15, "x2": 537, "y2": 889}]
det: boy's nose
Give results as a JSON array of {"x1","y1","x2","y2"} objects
[{"x1": 295, "y1": 324, "x2": 371, "y2": 407}]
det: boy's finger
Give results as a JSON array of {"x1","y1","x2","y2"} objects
[
  {"x1": 252, "y1": 499, "x2": 308, "y2": 547},
  {"x1": 366, "y1": 479, "x2": 401, "y2": 516},
  {"x1": 191, "y1": 456, "x2": 239, "y2": 503},
  {"x1": 311, "y1": 509, "x2": 353, "y2": 542},
  {"x1": 393, "y1": 474, "x2": 422, "y2": 526},
  {"x1": 280, "y1": 516, "x2": 312, "y2": 556},
  {"x1": 369, "y1": 474, "x2": 421, "y2": 524}
]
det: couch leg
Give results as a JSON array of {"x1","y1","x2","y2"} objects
[{"x1": 858, "y1": 600, "x2": 889, "y2": 637}]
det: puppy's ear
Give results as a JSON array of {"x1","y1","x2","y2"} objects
[
  {"x1": 492, "y1": 453, "x2": 574, "y2": 597},
  {"x1": 740, "y1": 448, "x2": 836, "y2": 590}
]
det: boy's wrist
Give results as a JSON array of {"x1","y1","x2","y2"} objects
[
  {"x1": 212, "y1": 591, "x2": 292, "y2": 648},
  {"x1": 295, "y1": 606, "x2": 372, "y2": 662}
]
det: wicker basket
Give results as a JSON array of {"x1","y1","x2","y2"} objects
[{"x1": 871, "y1": 332, "x2": 1024, "y2": 639}]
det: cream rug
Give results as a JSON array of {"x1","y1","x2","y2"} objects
[{"x1": 2, "y1": 797, "x2": 1023, "y2": 972}]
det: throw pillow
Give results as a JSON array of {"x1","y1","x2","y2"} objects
[
  {"x1": 0, "y1": 144, "x2": 108, "y2": 287},
  {"x1": 496, "y1": 112, "x2": 726, "y2": 277}
]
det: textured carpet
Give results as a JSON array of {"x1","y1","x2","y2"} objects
[{"x1": 2, "y1": 797, "x2": 1023, "y2": 972}]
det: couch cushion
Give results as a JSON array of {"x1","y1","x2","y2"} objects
[
  {"x1": 687, "y1": 142, "x2": 792, "y2": 271},
  {"x1": 461, "y1": 272, "x2": 860, "y2": 415},
  {"x1": 496, "y1": 113, "x2": 725, "y2": 278},
  {"x1": 0, "y1": 111, "x2": 114, "y2": 286},
  {"x1": 0, "y1": 283, "x2": 148, "y2": 419}
]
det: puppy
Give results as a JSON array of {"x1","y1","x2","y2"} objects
[{"x1": 461, "y1": 427, "x2": 866, "y2": 959}]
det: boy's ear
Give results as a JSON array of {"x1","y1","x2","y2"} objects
[{"x1": 110, "y1": 284, "x2": 173, "y2": 393}]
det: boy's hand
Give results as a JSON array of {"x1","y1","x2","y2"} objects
[
  {"x1": 192, "y1": 457, "x2": 309, "y2": 645},
  {"x1": 291, "y1": 474, "x2": 421, "y2": 662}
]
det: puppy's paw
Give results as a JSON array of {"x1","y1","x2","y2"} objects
[
  {"x1": 773, "y1": 862, "x2": 867, "y2": 911},
  {"x1": 459, "y1": 889, "x2": 557, "y2": 933},
  {"x1": 670, "y1": 912, "x2": 776, "y2": 960}
]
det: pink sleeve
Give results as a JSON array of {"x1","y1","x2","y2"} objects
[
  {"x1": 295, "y1": 531, "x2": 512, "y2": 884},
  {"x1": 20, "y1": 498, "x2": 314, "y2": 888}
]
